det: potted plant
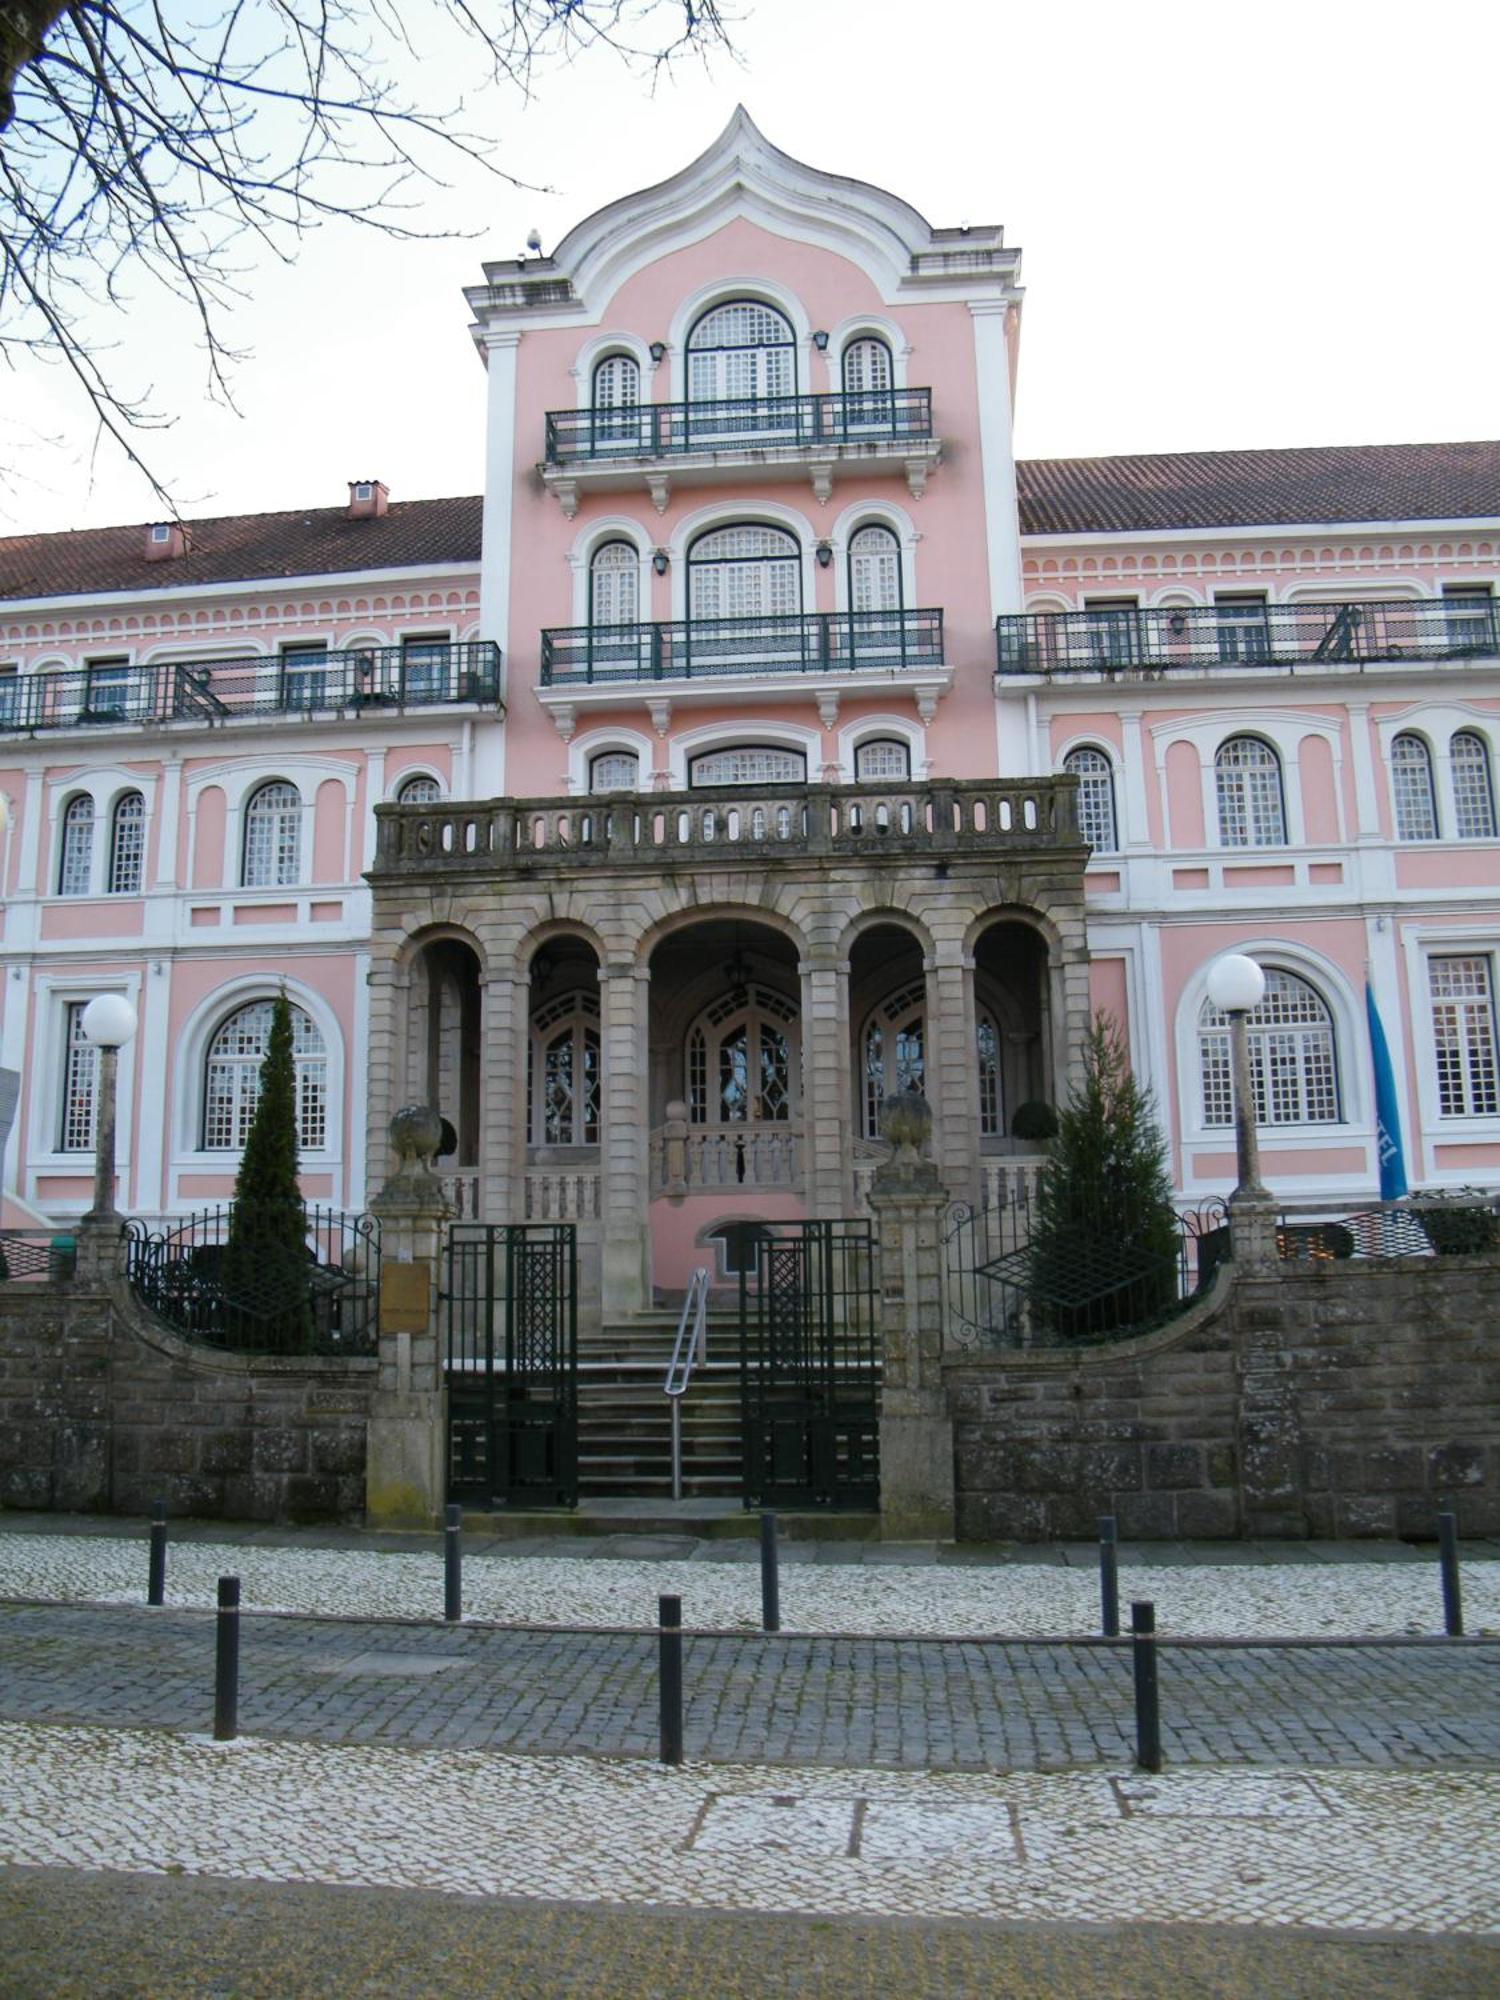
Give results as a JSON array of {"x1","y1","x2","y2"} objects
[
  {"x1": 1010, "y1": 1099, "x2": 1059, "y2": 1145},
  {"x1": 1413, "y1": 1187, "x2": 1500, "y2": 1256}
]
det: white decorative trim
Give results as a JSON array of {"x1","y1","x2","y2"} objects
[
  {"x1": 665, "y1": 498, "x2": 818, "y2": 620},
  {"x1": 835, "y1": 713, "x2": 927, "y2": 783},
  {"x1": 566, "y1": 726, "x2": 655, "y2": 797},
  {"x1": 665, "y1": 719, "x2": 821, "y2": 792},
  {"x1": 566, "y1": 518, "x2": 653, "y2": 626},
  {"x1": 825, "y1": 316, "x2": 911, "y2": 392},
  {"x1": 827, "y1": 500, "x2": 919, "y2": 613},
  {"x1": 665, "y1": 276, "x2": 812, "y2": 402},
  {"x1": 569, "y1": 332, "x2": 657, "y2": 409}
]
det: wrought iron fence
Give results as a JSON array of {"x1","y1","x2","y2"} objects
[
  {"x1": 544, "y1": 388, "x2": 933, "y2": 462},
  {"x1": 0, "y1": 643, "x2": 501, "y2": 736},
  {"x1": 995, "y1": 598, "x2": 1500, "y2": 678},
  {"x1": 945, "y1": 1194, "x2": 1228, "y2": 1352},
  {"x1": 1276, "y1": 1194, "x2": 1500, "y2": 1262},
  {"x1": 126, "y1": 1204, "x2": 380, "y2": 1355},
  {"x1": 541, "y1": 608, "x2": 944, "y2": 685}
]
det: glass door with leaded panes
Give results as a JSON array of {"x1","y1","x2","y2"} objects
[
  {"x1": 686, "y1": 524, "x2": 803, "y2": 674},
  {"x1": 685, "y1": 300, "x2": 797, "y2": 447}
]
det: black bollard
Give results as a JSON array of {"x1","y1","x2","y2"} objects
[
  {"x1": 147, "y1": 1496, "x2": 167, "y2": 1608},
  {"x1": 1098, "y1": 1514, "x2": 1120, "y2": 1639},
  {"x1": 214, "y1": 1575, "x2": 241, "y2": 1742},
  {"x1": 444, "y1": 1503, "x2": 463, "y2": 1624},
  {"x1": 658, "y1": 1593, "x2": 684, "y2": 1767},
  {"x1": 760, "y1": 1511, "x2": 781, "y2": 1634},
  {"x1": 1438, "y1": 1509, "x2": 1464, "y2": 1638},
  {"x1": 1130, "y1": 1599, "x2": 1161, "y2": 1773}
]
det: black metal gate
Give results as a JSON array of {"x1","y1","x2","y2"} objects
[
  {"x1": 445, "y1": 1223, "x2": 578, "y2": 1508},
  {"x1": 740, "y1": 1219, "x2": 879, "y2": 1509}
]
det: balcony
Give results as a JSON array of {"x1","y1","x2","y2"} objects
[
  {"x1": 540, "y1": 390, "x2": 941, "y2": 513},
  {"x1": 0, "y1": 643, "x2": 503, "y2": 736},
  {"x1": 995, "y1": 598, "x2": 1500, "y2": 678},
  {"x1": 372, "y1": 775, "x2": 1081, "y2": 879},
  {"x1": 537, "y1": 610, "x2": 948, "y2": 732}
]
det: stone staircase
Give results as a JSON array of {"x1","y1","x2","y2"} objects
[{"x1": 577, "y1": 1308, "x2": 744, "y2": 1498}]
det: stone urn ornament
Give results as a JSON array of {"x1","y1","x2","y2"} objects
[{"x1": 387, "y1": 1103, "x2": 444, "y2": 1187}]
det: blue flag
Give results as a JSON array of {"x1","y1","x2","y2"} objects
[{"x1": 1366, "y1": 981, "x2": 1408, "y2": 1200}]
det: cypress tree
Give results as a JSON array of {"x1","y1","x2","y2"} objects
[
  {"x1": 224, "y1": 992, "x2": 312, "y2": 1349},
  {"x1": 1025, "y1": 1012, "x2": 1182, "y2": 1341}
]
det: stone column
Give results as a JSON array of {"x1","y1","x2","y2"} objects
[
  {"x1": 363, "y1": 948, "x2": 404, "y2": 1205},
  {"x1": 866, "y1": 1093, "x2": 955, "y2": 1540},
  {"x1": 599, "y1": 959, "x2": 650, "y2": 1315},
  {"x1": 478, "y1": 969, "x2": 526, "y2": 1224},
  {"x1": 365, "y1": 1108, "x2": 452, "y2": 1530},
  {"x1": 799, "y1": 952, "x2": 852, "y2": 1217},
  {"x1": 923, "y1": 944, "x2": 980, "y2": 1208}
]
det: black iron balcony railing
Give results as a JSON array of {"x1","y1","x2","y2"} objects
[
  {"x1": 544, "y1": 389, "x2": 934, "y2": 464},
  {"x1": 541, "y1": 610, "x2": 944, "y2": 687},
  {"x1": 0, "y1": 642, "x2": 502, "y2": 734},
  {"x1": 995, "y1": 598, "x2": 1500, "y2": 676}
]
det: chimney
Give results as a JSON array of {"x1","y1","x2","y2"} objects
[
  {"x1": 144, "y1": 522, "x2": 187, "y2": 562},
  {"x1": 347, "y1": 480, "x2": 390, "y2": 519}
]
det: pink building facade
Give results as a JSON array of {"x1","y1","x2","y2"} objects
[{"x1": 1, "y1": 113, "x2": 1496, "y2": 1307}]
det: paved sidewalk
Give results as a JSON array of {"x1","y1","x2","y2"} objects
[{"x1": 3, "y1": 1601, "x2": 1495, "y2": 1772}]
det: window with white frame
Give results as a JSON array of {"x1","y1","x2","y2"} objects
[
  {"x1": 59, "y1": 1000, "x2": 99, "y2": 1150},
  {"x1": 0, "y1": 664, "x2": 19, "y2": 724},
  {"x1": 1085, "y1": 597, "x2": 1139, "y2": 670},
  {"x1": 280, "y1": 645, "x2": 329, "y2": 711},
  {"x1": 687, "y1": 523, "x2": 801, "y2": 621},
  {"x1": 1429, "y1": 955, "x2": 1499, "y2": 1117},
  {"x1": 589, "y1": 541, "x2": 640, "y2": 626},
  {"x1": 1391, "y1": 733, "x2": 1439, "y2": 841},
  {"x1": 1215, "y1": 736, "x2": 1286, "y2": 848},
  {"x1": 848, "y1": 524, "x2": 902, "y2": 614},
  {"x1": 202, "y1": 998, "x2": 328, "y2": 1150},
  {"x1": 58, "y1": 794, "x2": 95, "y2": 895},
  {"x1": 396, "y1": 774, "x2": 442, "y2": 806},
  {"x1": 589, "y1": 751, "x2": 639, "y2": 793},
  {"x1": 688, "y1": 746, "x2": 806, "y2": 788},
  {"x1": 528, "y1": 990, "x2": 601, "y2": 1146},
  {"x1": 1215, "y1": 594, "x2": 1271, "y2": 665},
  {"x1": 590, "y1": 353, "x2": 641, "y2": 445},
  {"x1": 686, "y1": 299, "x2": 795, "y2": 405},
  {"x1": 108, "y1": 791, "x2": 145, "y2": 893},
  {"x1": 977, "y1": 1009, "x2": 1002, "y2": 1138},
  {"x1": 861, "y1": 981, "x2": 926, "y2": 1138},
  {"x1": 1442, "y1": 585, "x2": 1496, "y2": 654},
  {"x1": 1450, "y1": 731, "x2": 1497, "y2": 839},
  {"x1": 1199, "y1": 968, "x2": 1341, "y2": 1127},
  {"x1": 841, "y1": 336, "x2": 894, "y2": 430},
  {"x1": 854, "y1": 738, "x2": 910, "y2": 783},
  {"x1": 242, "y1": 780, "x2": 301, "y2": 887},
  {"x1": 84, "y1": 657, "x2": 135, "y2": 718},
  {"x1": 400, "y1": 635, "x2": 449, "y2": 703},
  {"x1": 1063, "y1": 745, "x2": 1117, "y2": 851},
  {"x1": 687, "y1": 985, "x2": 798, "y2": 1126}
]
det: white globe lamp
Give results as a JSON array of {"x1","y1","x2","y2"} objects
[
  {"x1": 80, "y1": 993, "x2": 138, "y2": 1228},
  {"x1": 1206, "y1": 953, "x2": 1266, "y2": 1017},
  {"x1": 1205, "y1": 953, "x2": 1268, "y2": 1206},
  {"x1": 81, "y1": 993, "x2": 138, "y2": 1050}
]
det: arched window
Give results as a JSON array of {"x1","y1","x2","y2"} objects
[
  {"x1": 848, "y1": 524, "x2": 902, "y2": 614},
  {"x1": 687, "y1": 523, "x2": 801, "y2": 622},
  {"x1": 242, "y1": 781, "x2": 301, "y2": 887},
  {"x1": 203, "y1": 998, "x2": 328, "y2": 1150},
  {"x1": 1063, "y1": 745, "x2": 1117, "y2": 852},
  {"x1": 58, "y1": 794, "x2": 94, "y2": 896},
  {"x1": 854, "y1": 738, "x2": 911, "y2": 783},
  {"x1": 686, "y1": 298, "x2": 796, "y2": 405},
  {"x1": 687, "y1": 985, "x2": 798, "y2": 1127},
  {"x1": 528, "y1": 991, "x2": 600, "y2": 1146},
  {"x1": 589, "y1": 541, "x2": 640, "y2": 626},
  {"x1": 589, "y1": 751, "x2": 639, "y2": 793},
  {"x1": 590, "y1": 352, "x2": 640, "y2": 447},
  {"x1": 1215, "y1": 736, "x2": 1286, "y2": 848},
  {"x1": 688, "y1": 745, "x2": 806, "y2": 788},
  {"x1": 841, "y1": 336, "x2": 894, "y2": 432},
  {"x1": 396, "y1": 774, "x2": 441, "y2": 806},
  {"x1": 1199, "y1": 968, "x2": 1340, "y2": 1127},
  {"x1": 977, "y1": 1007, "x2": 1003, "y2": 1139},
  {"x1": 108, "y1": 791, "x2": 145, "y2": 894},
  {"x1": 1391, "y1": 733, "x2": 1438, "y2": 841},
  {"x1": 861, "y1": 980, "x2": 926, "y2": 1137},
  {"x1": 1451, "y1": 731, "x2": 1497, "y2": 839}
]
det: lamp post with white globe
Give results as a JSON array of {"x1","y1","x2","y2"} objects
[
  {"x1": 1206, "y1": 953, "x2": 1268, "y2": 1206},
  {"x1": 80, "y1": 993, "x2": 138, "y2": 1229}
]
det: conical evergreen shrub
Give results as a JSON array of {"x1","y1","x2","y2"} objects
[
  {"x1": 1025, "y1": 1013, "x2": 1181, "y2": 1341},
  {"x1": 224, "y1": 991, "x2": 313, "y2": 1350}
]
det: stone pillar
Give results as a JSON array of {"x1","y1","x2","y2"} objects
[
  {"x1": 866, "y1": 1092, "x2": 955, "y2": 1541},
  {"x1": 363, "y1": 949, "x2": 404, "y2": 1205},
  {"x1": 799, "y1": 952, "x2": 852, "y2": 1217},
  {"x1": 923, "y1": 945, "x2": 980, "y2": 1208},
  {"x1": 1229, "y1": 1196, "x2": 1280, "y2": 1268},
  {"x1": 600, "y1": 959, "x2": 650, "y2": 1315},
  {"x1": 74, "y1": 1217, "x2": 126, "y2": 1283},
  {"x1": 365, "y1": 1107, "x2": 452, "y2": 1530},
  {"x1": 479, "y1": 969, "x2": 525, "y2": 1224}
]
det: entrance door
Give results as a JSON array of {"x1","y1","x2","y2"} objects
[
  {"x1": 740, "y1": 1219, "x2": 879, "y2": 1508},
  {"x1": 446, "y1": 1223, "x2": 578, "y2": 1507}
]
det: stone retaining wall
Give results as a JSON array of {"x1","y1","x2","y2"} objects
[
  {"x1": 946, "y1": 1254, "x2": 1500, "y2": 1540},
  {"x1": 0, "y1": 1279, "x2": 374, "y2": 1522}
]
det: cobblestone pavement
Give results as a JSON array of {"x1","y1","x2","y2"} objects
[{"x1": 2, "y1": 1602, "x2": 1495, "y2": 1772}]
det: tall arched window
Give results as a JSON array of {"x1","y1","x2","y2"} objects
[
  {"x1": 1215, "y1": 736, "x2": 1286, "y2": 848},
  {"x1": 1451, "y1": 731, "x2": 1497, "y2": 839},
  {"x1": 841, "y1": 335, "x2": 894, "y2": 432},
  {"x1": 976, "y1": 1008, "x2": 1003, "y2": 1138},
  {"x1": 57, "y1": 794, "x2": 94, "y2": 896},
  {"x1": 688, "y1": 523, "x2": 801, "y2": 623},
  {"x1": 848, "y1": 524, "x2": 902, "y2": 613},
  {"x1": 1063, "y1": 745, "x2": 1117, "y2": 852},
  {"x1": 589, "y1": 541, "x2": 640, "y2": 626},
  {"x1": 1199, "y1": 968, "x2": 1340, "y2": 1127},
  {"x1": 529, "y1": 991, "x2": 600, "y2": 1146},
  {"x1": 1391, "y1": 733, "x2": 1438, "y2": 841},
  {"x1": 861, "y1": 980, "x2": 926, "y2": 1137},
  {"x1": 108, "y1": 791, "x2": 145, "y2": 894},
  {"x1": 203, "y1": 998, "x2": 327, "y2": 1150},
  {"x1": 242, "y1": 781, "x2": 301, "y2": 887},
  {"x1": 686, "y1": 298, "x2": 795, "y2": 405},
  {"x1": 590, "y1": 352, "x2": 640, "y2": 447},
  {"x1": 687, "y1": 985, "x2": 798, "y2": 1127}
]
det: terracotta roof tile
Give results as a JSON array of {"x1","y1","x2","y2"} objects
[
  {"x1": 0, "y1": 496, "x2": 483, "y2": 603},
  {"x1": 1015, "y1": 441, "x2": 1500, "y2": 535}
]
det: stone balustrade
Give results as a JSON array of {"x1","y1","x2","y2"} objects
[
  {"x1": 650, "y1": 1122, "x2": 803, "y2": 1196},
  {"x1": 523, "y1": 1168, "x2": 602, "y2": 1222}
]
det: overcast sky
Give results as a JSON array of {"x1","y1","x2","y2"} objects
[{"x1": 6, "y1": 0, "x2": 1498, "y2": 533}]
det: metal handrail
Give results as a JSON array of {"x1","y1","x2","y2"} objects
[
  {"x1": 544, "y1": 388, "x2": 934, "y2": 463},
  {"x1": 664, "y1": 1265, "x2": 711, "y2": 1502}
]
